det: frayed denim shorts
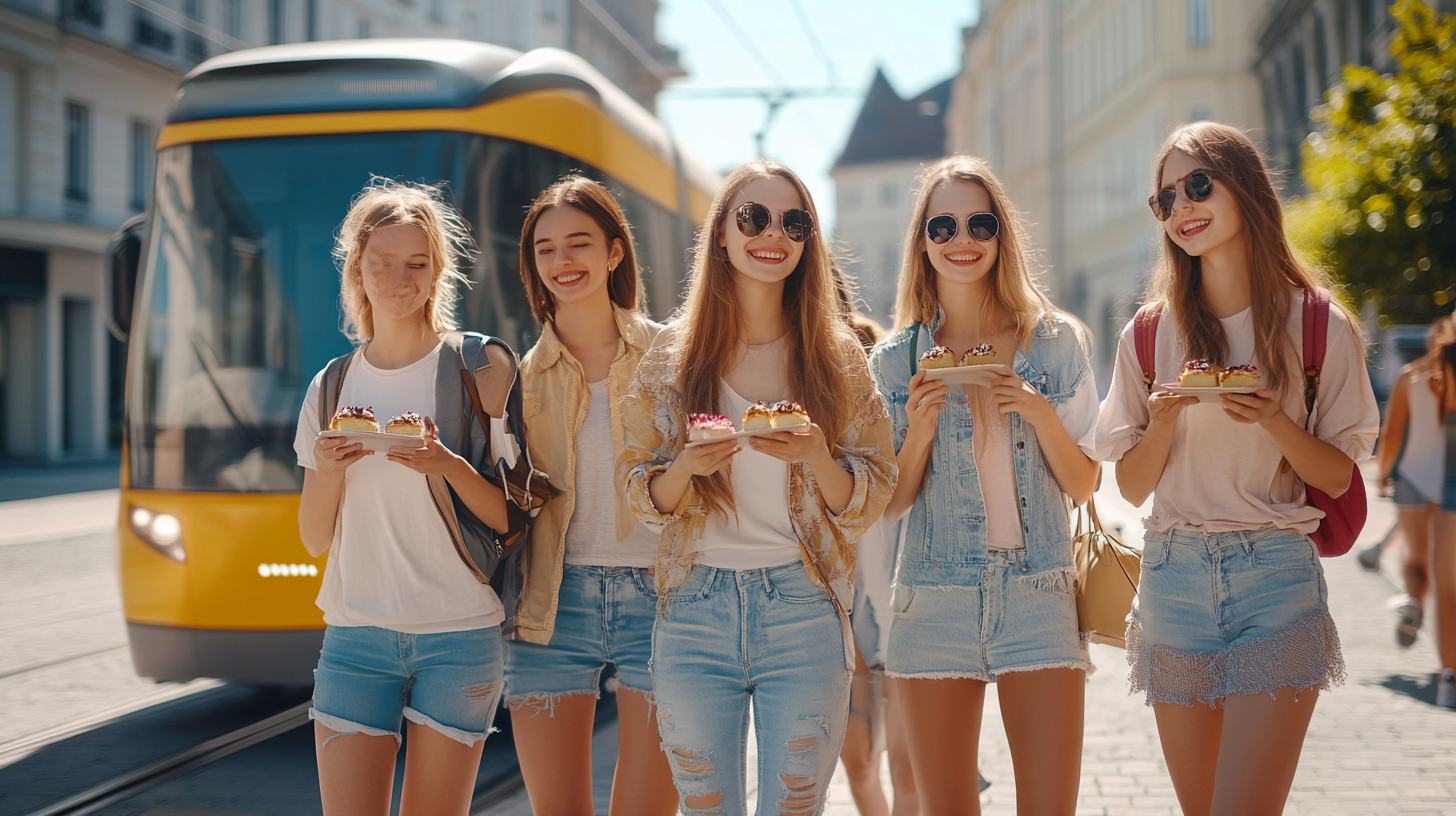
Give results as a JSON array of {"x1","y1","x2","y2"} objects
[
  {"x1": 504, "y1": 565, "x2": 656, "y2": 712},
  {"x1": 1127, "y1": 526, "x2": 1345, "y2": 709},
  {"x1": 886, "y1": 549, "x2": 1092, "y2": 681},
  {"x1": 311, "y1": 624, "x2": 503, "y2": 747}
]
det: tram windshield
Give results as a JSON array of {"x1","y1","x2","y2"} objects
[{"x1": 128, "y1": 132, "x2": 678, "y2": 492}]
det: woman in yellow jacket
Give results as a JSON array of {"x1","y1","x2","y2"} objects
[{"x1": 505, "y1": 175, "x2": 677, "y2": 815}]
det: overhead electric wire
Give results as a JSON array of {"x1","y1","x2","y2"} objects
[
  {"x1": 789, "y1": 0, "x2": 839, "y2": 87},
  {"x1": 706, "y1": 0, "x2": 790, "y2": 86}
]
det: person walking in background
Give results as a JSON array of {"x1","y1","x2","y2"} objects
[
  {"x1": 618, "y1": 160, "x2": 897, "y2": 816},
  {"x1": 839, "y1": 306, "x2": 921, "y2": 816},
  {"x1": 869, "y1": 155, "x2": 1100, "y2": 816},
  {"x1": 1096, "y1": 122, "x2": 1379, "y2": 815},
  {"x1": 505, "y1": 175, "x2": 678, "y2": 815},
  {"x1": 295, "y1": 181, "x2": 517, "y2": 816},
  {"x1": 1376, "y1": 316, "x2": 1456, "y2": 707}
]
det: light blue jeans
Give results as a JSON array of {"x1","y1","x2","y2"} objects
[{"x1": 651, "y1": 561, "x2": 851, "y2": 816}]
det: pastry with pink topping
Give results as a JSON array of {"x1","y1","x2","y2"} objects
[
  {"x1": 918, "y1": 345, "x2": 958, "y2": 370},
  {"x1": 1219, "y1": 364, "x2": 1259, "y2": 388},
  {"x1": 769, "y1": 401, "x2": 810, "y2": 428},
  {"x1": 688, "y1": 413, "x2": 735, "y2": 442},
  {"x1": 961, "y1": 344, "x2": 999, "y2": 366}
]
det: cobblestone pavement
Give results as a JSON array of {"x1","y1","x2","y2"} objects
[{"x1": 0, "y1": 492, "x2": 216, "y2": 769}]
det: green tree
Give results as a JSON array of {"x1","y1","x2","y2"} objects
[{"x1": 1287, "y1": 0, "x2": 1454, "y2": 326}]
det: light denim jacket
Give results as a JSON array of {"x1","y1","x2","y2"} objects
[{"x1": 868, "y1": 308, "x2": 1095, "y2": 590}]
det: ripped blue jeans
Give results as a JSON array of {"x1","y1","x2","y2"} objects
[
  {"x1": 651, "y1": 561, "x2": 850, "y2": 816},
  {"x1": 311, "y1": 624, "x2": 503, "y2": 747}
]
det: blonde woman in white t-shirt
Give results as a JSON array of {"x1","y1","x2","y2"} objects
[
  {"x1": 503, "y1": 175, "x2": 678, "y2": 815},
  {"x1": 1096, "y1": 122, "x2": 1379, "y2": 816},
  {"x1": 295, "y1": 181, "x2": 514, "y2": 816}
]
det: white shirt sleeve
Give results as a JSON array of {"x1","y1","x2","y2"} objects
[
  {"x1": 1053, "y1": 363, "x2": 1101, "y2": 458},
  {"x1": 294, "y1": 372, "x2": 324, "y2": 470}
]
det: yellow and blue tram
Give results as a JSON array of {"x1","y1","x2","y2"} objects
[{"x1": 114, "y1": 39, "x2": 716, "y2": 684}]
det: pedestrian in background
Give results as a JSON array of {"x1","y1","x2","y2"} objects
[
  {"x1": 505, "y1": 175, "x2": 678, "y2": 814},
  {"x1": 295, "y1": 181, "x2": 517, "y2": 816},
  {"x1": 869, "y1": 155, "x2": 1100, "y2": 816},
  {"x1": 618, "y1": 160, "x2": 897, "y2": 816},
  {"x1": 1375, "y1": 315, "x2": 1456, "y2": 707},
  {"x1": 838, "y1": 303, "x2": 921, "y2": 816},
  {"x1": 1097, "y1": 122, "x2": 1379, "y2": 816}
]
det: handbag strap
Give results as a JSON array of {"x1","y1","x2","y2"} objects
[
  {"x1": 1132, "y1": 303, "x2": 1162, "y2": 394},
  {"x1": 1302, "y1": 288, "x2": 1330, "y2": 418},
  {"x1": 1082, "y1": 493, "x2": 1139, "y2": 596}
]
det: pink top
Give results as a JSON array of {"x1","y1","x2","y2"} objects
[
  {"x1": 975, "y1": 407, "x2": 1025, "y2": 550},
  {"x1": 1094, "y1": 292, "x2": 1379, "y2": 534}
]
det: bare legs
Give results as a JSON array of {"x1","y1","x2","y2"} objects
[
  {"x1": 511, "y1": 689, "x2": 676, "y2": 816},
  {"x1": 1401, "y1": 506, "x2": 1434, "y2": 611},
  {"x1": 315, "y1": 721, "x2": 486, "y2": 816},
  {"x1": 901, "y1": 669, "x2": 1083, "y2": 816},
  {"x1": 884, "y1": 677, "x2": 921, "y2": 816},
  {"x1": 1153, "y1": 687, "x2": 1319, "y2": 816},
  {"x1": 1430, "y1": 512, "x2": 1456, "y2": 672}
]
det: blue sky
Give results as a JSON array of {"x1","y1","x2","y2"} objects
[{"x1": 656, "y1": 1, "x2": 980, "y2": 233}]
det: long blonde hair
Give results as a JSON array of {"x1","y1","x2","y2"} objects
[
  {"x1": 334, "y1": 178, "x2": 474, "y2": 342},
  {"x1": 676, "y1": 160, "x2": 856, "y2": 519},
  {"x1": 1147, "y1": 122, "x2": 1348, "y2": 397},
  {"x1": 892, "y1": 156, "x2": 1055, "y2": 348}
]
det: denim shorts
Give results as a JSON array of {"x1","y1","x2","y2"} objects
[
  {"x1": 1128, "y1": 527, "x2": 1345, "y2": 709},
  {"x1": 885, "y1": 549, "x2": 1092, "y2": 681},
  {"x1": 311, "y1": 624, "x2": 503, "y2": 747},
  {"x1": 652, "y1": 560, "x2": 850, "y2": 816},
  {"x1": 504, "y1": 565, "x2": 656, "y2": 712}
]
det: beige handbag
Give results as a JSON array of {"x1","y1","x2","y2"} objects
[{"x1": 1072, "y1": 494, "x2": 1142, "y2": 648}]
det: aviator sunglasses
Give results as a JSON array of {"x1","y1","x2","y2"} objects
[
  {"x1": 735, "y1": 202, "x2": 814, "y2": 243},
  {"x1": 1148, "y1": 170, "x2": 1216, "y2": 221},
  {"x1": 925, "y1": 212, "x2": 1001, "y2": 244}
]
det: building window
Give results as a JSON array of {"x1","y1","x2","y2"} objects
[
  {"x1": 1312, "y1": 9, "x2": 1330, "y2": 86},
  {"x1": 184, "y1": 0, "x2": 207, "y2": 63},
  {"x1": 130, "y1": 121, "x2": 152, "y2": 212},
  {"x1": 69, "y1": 0, "x2": 104, "y2": 28},
  {"x1": 1187, "y1": 0, "x2": 1212, "y2": 47},
  {"x1": 430, "y1": 0, "x2": 446, "y2": 24},
  {"x1": 225, "y1": 0, "x2": 243, "y2": 40},
  {"x1": 841, "y1": 185, "x2": 862, "y2": 212},
  {"x1": 542, "y1": 0, "x2": 563, "y2": 22},
  {"x1": 134, "y1": 8, "x2": 177, "y2": 54},
  {"x1": 65, "y1": 102, "x2": 90, "y2": 204},
  {"x1": 269, "y1": 0, "x2": 284, "y2": 44},
  {"x1": 358, "y1": 17, "x2": 372, "y2": 38}
]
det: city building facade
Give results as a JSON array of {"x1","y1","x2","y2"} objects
[
  {"x1": 0, "y1": 0, "x2": 678, "y2": 461},
  {"x1": 1256, "y1": 0, "x2": 1455, "y2": 193},
  {"x1": 947, "y1": 0, "x2": 1270, "y2": 375},
  {"x1": 831, "y1": 69, "x2": 952, "y2": 324}
]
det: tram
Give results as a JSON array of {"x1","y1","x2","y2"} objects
[{"x1": 110, "y1": 40, "x2": 717, "y2": 684}]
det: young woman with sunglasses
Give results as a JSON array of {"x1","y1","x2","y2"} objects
[
  {"x1": 868, "y1": 155, "x2": 1100, "y2": 816},
  {"x1": 618, "y1": 160, "x2": 897, "y2": 816},
  {"x1": 1095, "y1": 122, "x2": 1378, "y2": 816},
  {"x1": 505, "y1": 175, "x2": 678, "y2": 815}
]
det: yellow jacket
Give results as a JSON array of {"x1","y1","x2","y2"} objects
[
  {"x1": 513, "y1": 306, "x2": 662, "y2": 644},
  {"x1": 615, "y1": 325, "x2": 898, "y2": 666}
]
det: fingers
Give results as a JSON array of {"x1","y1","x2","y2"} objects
[{"x1": 424, "y1": 416, "x2": 440, "y2": 440}]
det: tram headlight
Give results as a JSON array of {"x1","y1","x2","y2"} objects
[{"x1": 129, "y1": 506, "x2": 186, "y2": 562}]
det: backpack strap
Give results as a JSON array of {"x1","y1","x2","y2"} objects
[
  {"x1": 1132, "y1": 303, "x2": 1163, "y2": 394},
  {"x1": 456, "y1": 332, "x2": 527, "y2": 475},
  {"x1": 1303, "y1": 288, "x2": 1330, "y2": 416},
  {"x1": 317, "y1": 348, "x2": 360, "y2": 432}
]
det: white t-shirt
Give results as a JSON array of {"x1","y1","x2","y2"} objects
[
  {"x1": 293, "y1": 344, "x2": 505, "y2": 634},
  {"x1": 564, "y1": 379, "x2": 659, "y2": 567},
  {"x1": 692, "y1": 382, "x2": 803, "y2": 570}
]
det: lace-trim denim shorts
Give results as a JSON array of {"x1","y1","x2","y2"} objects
[
  {"x1": 1128, "y1": 526, "x2": 1346, "y2": 709},
  {"x1": 886, "y1": 549, "x2": 1092, "y2": 681}
]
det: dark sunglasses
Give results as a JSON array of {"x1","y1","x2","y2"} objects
[
  {"x1": 925, "y1": 212, "x2": 1000, "y2": 244},
  {"x1": 1149, "y1": 171, "x2": 1216, "y2": 221},
  {"x1": 735, "y1": 202, "x2": 814, "y2": 243}
]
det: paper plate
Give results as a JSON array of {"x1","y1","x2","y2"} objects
[
  {"x1": 684, "y1": 422, "x2": 810, "y2": 447},
  {"x1": 317, "y1": 430, "x2": 427, "y2": 452},
  {"x1": 922, "y1": 364, "x2": 1013, "y2": 386},
  {"x1": 1158, "y1": 384, "x2": 1261, "y2": 402}
]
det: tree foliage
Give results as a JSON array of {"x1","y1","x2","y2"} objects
[{"x1": 1287, "y1": 0, "x2": 1455, "y2": 326}]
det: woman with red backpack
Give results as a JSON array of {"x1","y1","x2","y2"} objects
[{"x1": 1095, "y1": 122, "x2": 1378, "y2": 816}]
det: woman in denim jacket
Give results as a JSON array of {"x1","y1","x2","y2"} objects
[{"x1": 869, "y1": 156, "x2": 1100, "y2": 815}]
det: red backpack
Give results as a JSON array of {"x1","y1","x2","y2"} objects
[{"x1": 1131, "y1": 288, "x2": 1366, "y2": 557}]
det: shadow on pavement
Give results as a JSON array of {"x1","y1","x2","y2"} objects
[{"x1": 1376, "y1": 673, "x2": 1442, "y2": 707}]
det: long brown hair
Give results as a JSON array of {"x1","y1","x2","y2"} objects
[
  {"x1": 676, "y1": 160, "x2": 855, "y2": 519},
  {"x1": 1423, "y1": 316, "x2": 1456, "y2": 417},
  {"x1": 1147, "y1": 122, "x2": 1348, "y2": 397},
  {"x1": 334, "y1": 178, "x2": 474, "y2": 342},
  {"x1": 518, "y1": 175, "x2": 641, "y2": 323},
  {"x1": 892, "y1": 155, "x2": 1054, "y2": 348}
]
